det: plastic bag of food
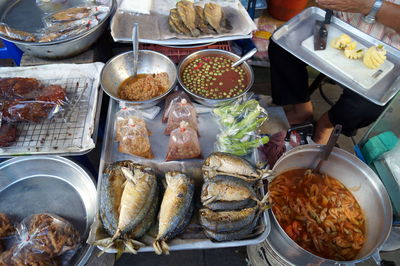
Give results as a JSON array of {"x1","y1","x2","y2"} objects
[
  {"x1": 115, "y1": 108, "x2": 153, "y2": 158},
  {"x1": 0, "y1": 213, "x2": 15, "y2": 252},
  {"x1": 42, "y1": 5, "x2": 110, "y2": 25},
  {"x1": 0, "y1": 23, "x2": 36, "y2": 42},
  {"x1": 162, "y1": 90, "x2": 192, "y2": 123},
  {"x1": 166, "y1": 121, "x2": 201, "y2": 161},
  {"x1": 214, "y1": 96, "x2": 269, "y2": 156},
  {"x1": 12, "y1": 213, "x2": 80, "y2": 258},
  {"x1": 0, "y1": 78, "x2": 67, "y2": 123},
  {"x1": 164, "y1": 99, "x2": 198, "y2": 135},
  {"x1": 0, "y1": 246, "x2": 57, "y2": 266}
]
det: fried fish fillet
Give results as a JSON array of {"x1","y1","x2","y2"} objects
[
  {"x1": 204, "y1": 3, "x2": 228, "y2": 34},
  {"x1": 194, "y1": 6, "x2": 215, "y2": 34},
  {"x1": 176, "y1": 1, "x2": 200, "y2": 37},
  {"x1": 169, "y1": 8, "x2": 191, "y2": 35}
]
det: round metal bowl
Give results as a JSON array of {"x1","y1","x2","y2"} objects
[
  {"x1": 268, "y1": 145, "x2": 393, "y2": 265},
  {"x1": 100, "y1": 50, "x2": 177, "y2": 109},
  {"x1": 177, "y1": 49, "x2": 254, "y2": 107},
  {"x1": 0, "y1": 0, "x2": 115, "y2": 59}
]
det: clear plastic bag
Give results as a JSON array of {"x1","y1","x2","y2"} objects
[
  {"x1": 13, "y1": 213, "x2": 81, "y2": 258},
  {"x1": 0, "y1": 78, "x2": 67, "y2": 123},
  {"x1": 115, "y1": 108, "x2": 153, "y2": 158},
  {"x1": 0, "y1": 246, "x2": 57, "y2": 266},
  {"x1": 214, "y1": 95, "x2": 269, "y2": 156},
  {"x1": 162, "y1": 90, "x2": 192, "y2": 123},
  {"x1": 164, "y1": 99, "x2": 198, "y2": 135},
  {"x1": 0, "y1": 23, "x2": 36, "y2": 42},
  {"x1": 166, "y1": 121, "x2": 201, "y2": 161},
  {"x1": 42, "y1": 5, "x2": 110, "y2": 24},
  {"x1": 0, "y1": 213, "x2": 15, "y2": 252}
]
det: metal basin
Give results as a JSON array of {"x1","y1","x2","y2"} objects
[
  {"x1": 0, "y1": 0, "x2": 115, "y2": 59},
  {"x1": 268, "y1": 144, "x2": 393, "y2": 265},
  {"x1": 0, "y1": 156, "x2": 97, "y2": 265},
  {"x1": 177, "y1": 49, "x2": 254, "y2": 107},
  {"x1": 100, "y1": 50, "x2": 177, "y2": 109}
]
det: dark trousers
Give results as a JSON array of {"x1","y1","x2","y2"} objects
[{"x1": 268, "y1": 39, "x2": 386, "y2": 136}]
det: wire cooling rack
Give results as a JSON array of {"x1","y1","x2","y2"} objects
[{"x1": 0, "y1": 77, "x2": 98, "y2": 156}]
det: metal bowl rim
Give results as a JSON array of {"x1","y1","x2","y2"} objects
[
  {"x1": 0, "y1": 0, "x2": 116, "y2": 46},
  {"x1": 176, "y1": 49, "x2": 255, "y2": 103},
  {"x1": 269, "y1": 144, "x2": 393, "y2": 264},
  {"x1": 100, "y1": 50, "x2": 178, "y2": 105}
]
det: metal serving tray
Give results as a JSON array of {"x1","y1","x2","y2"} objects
[
  {"x1": 0, "y1": 63, "x2": 103, "y2": 157},
  {"x1": 93, "y1": 98, "x2": 271, "y2": 253},
  {"x1": 272, "y1": 7, "x2": 400, "y2": 106},
  {"x1": 0, "y1": 156, "x2": 98, "y2": 266}
]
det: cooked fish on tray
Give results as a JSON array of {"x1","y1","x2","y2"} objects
[{"x1": 168, "y1": 0, "x2": 231, "y2": 37}]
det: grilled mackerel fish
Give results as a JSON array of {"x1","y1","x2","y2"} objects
[
  {"x1": 201, "y1": 175, "x2": 259, "y2": 210},
  {"x1": 153, "y1": 172, "x2": 194, "y2": 255},
  {"x1": 202, "y1": 152, "x2": 261, "y2": 183},
  {"x1": 98, "y1": 161, "x2": 157, "y2": 253}
]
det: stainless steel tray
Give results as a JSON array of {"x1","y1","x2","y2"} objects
[
  {"x1": 93, "y1": 98, "x2": 271, "y2": 252},
  {"x1": 0, "y1": 63, "x2": 103, "y2": 157},
  {"x1": 0, "y1": 156, "x2": 98, "y2": 266},
  {"x1": 272, "y1": 7, "x2": 400, "y2": 106}
]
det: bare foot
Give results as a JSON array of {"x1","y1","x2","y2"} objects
[
  {"x1": 285, "y1": 102, "x2": 314, "y2": 125},
  {"x1": 314, "y1": 113, "x2": 334, "y2": 144}
]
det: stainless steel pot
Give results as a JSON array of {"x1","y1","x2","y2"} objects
[
  {"x1": 268, "y1": 144, "x2": 393, "y2": 265},
  {"x1": 0, "y1": 0, "x2": 115, "y2": 59},
  {"x1": 177, "y1": 49, "x2": 254, "y2": 107},
  {"x1": 100, "y1": 50, "x2": 177, "y2": 109}
]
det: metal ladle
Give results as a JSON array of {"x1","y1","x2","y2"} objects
[
  {"x1": 132, "y1": 23, "x2": 139, "y2": 77},
  {"x1": 313, "y1": 124, "x2": 342, "y2": 173},
  {"x1": 231, "y1": 48, "x2": 258, "y2": 68}
]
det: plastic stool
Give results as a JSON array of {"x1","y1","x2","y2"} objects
[{"x1": 0, "y1": 39, "x2": 23, "y2": 66}]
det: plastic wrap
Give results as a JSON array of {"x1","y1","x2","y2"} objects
[
  {"x1": 0, "y1": 23, "x2": 37, "y2": 42},
  {"x1": 214, "y1": 96, "x2": 269, "y2": 156},
  {"x1": 0, "y1": 213, "x2": 15, "y2": 252},
  {"x1": 162, "y1": 91, "x2": 192, "y2": 123},
  {"x1": 0, "y1": 78, "x2": 67, "y2": 123},
  {"x1": 42, "y1": 5, "x2": 110, "y2": 24},
  {"x1": 164, "y1": 99, "x2": 198, "y2": 135},
  {"x1": 166, "y1": 121, "x2": 201, "y2": 161},
  {"x1": 115, "y1": 108, "x2": 153, "y2": 158},
  {"x1": 381, "y1": 140, "x2": 400, "y2": 183},
  {"x1": 0, "y1": 246, "x2": 57, "y2": 266},
  {"x1": 14, "y1": 213, "x2": 80, "y2": 258}
]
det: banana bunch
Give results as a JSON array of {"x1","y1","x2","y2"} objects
[{"x1": 363, "y1": 45, "x2": 387, "y2": 69}]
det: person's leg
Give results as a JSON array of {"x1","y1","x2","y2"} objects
[
  {"x1": 268, "y1": 39, "x2": 313, "y2": 124},
  {"x1": 313, "y1": 89, "x2": 386, "y2": 144}
]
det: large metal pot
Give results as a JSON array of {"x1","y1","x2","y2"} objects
[
  {"x1": 177, "y1": 49, "x2": 254, "y2": 107},
  {"x1": 0, "y1": 0, "x2": 115, "y2": 59},
  {"x1": 267, "y1": 144, "x2": 393, "y2": 265}
]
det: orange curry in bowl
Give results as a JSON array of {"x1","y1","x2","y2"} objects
[{"x1": 269, "y1": 169, "x2": 366, "y2": 261}]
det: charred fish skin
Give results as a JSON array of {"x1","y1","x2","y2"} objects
[
  {"x1": 199, "y1": 206, "x2": 257, "y2": 233},
  {"x1": 154, "y1": 172, "x2": 195, "y2": 255},
  {"x1": 125, "y1": 185, "x2": 160, "y2": 240},
  {"x1": 201, "y1": 175, "x2": 259, "y2": 205},
  {"x1": 165, "y1": 197, "x2": 194, "y2": 240},
  {"x1": 204, "y1": 213, "x2": 260, "y2": 242},
  {"x1": 202, "y1": 152, "x2": 260, "y2": 181},
  {"x1": 205, "y1": 198, "x2": 256, "y2": 211},
  {"x1": 115, "y1": 166, "x2": 158, "y2": 239},
  {"x1": 100, "y1": 161, "x2": 134, "y2": 236}
]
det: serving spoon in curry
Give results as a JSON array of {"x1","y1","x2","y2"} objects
[{"x1": 313, "y1": 124, "x2": 342, "y2": 173}]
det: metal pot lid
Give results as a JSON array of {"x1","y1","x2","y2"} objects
[{"x1": 0, "y1": 156, "x2": 97, "y2": 265}]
